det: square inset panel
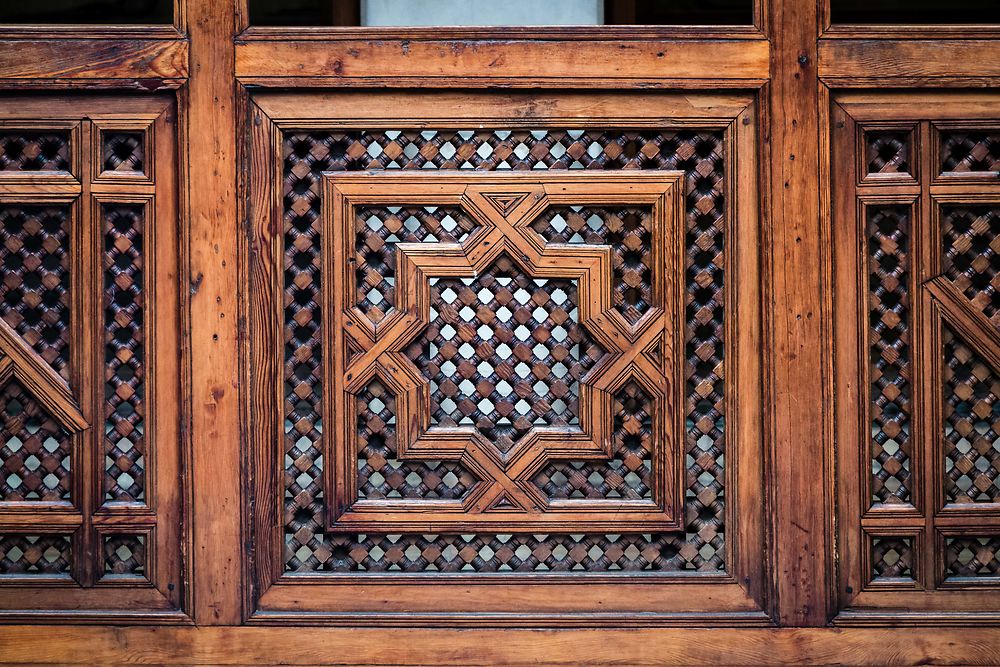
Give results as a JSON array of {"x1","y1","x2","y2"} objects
[
  {"x1": 102, "y1": 132, "x2": 145, "y2": 174},
  {"x1": 324, "y1": 171, "x2": 686, "y2": 533},
  {"x1": 92, "y1": 120, "x2": 153, "y2": 184},
  {"x1": 99, "y1": 532, "x2": 150, "y2": 584},
  {"x1": 860, "y1": 125, "x2": 917, "y2": 183},
  {"x1": 867, "y1": 534, "x2": 918, "y2": 589}
]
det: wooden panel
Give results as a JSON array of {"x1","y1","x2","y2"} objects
[
  {"x1": 832, "y1": 92, "x2": 1000, "y2": 624},
  {"x1": 768, "y1": 0, "x2": 831, "y2": 627},
  {"x1": 187, "y1": 0, "x2": 242, "y2": 625},
  {"x1": 0, "y1": 94, "x2": 184, "y2": 621},
  {"x1": 245, "y1": 90, "x2": 765, "y2": 621},
  {"x1": 0, "y1": 39, "x2": 187, "y2": 85},
  {"x1": 2, "y1": 625, "x2": 1000, "y2": 665},
  {"x1": 819, "y1": 39, "x2": 1000, "y2": 87},
  {"x1": 234, "y1": 38, "x2": 770, "y2": 87}
]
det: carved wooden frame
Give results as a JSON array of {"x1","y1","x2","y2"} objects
[
  {"x1": 832, "y1": 91, "x2": 1000, "y2": 624},
  {"x1": 244, "y1": 89, "x2": 765, "y2": 624},
  {"x1": 324, "y1": 172, "x2": 685, "y2": 533},
  {"x1": 0, "y1": 95, "x2": 184, "y2": 621}
]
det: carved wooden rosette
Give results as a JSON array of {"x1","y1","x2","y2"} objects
[{"x1": 324, "y1": 172, "x2": 685, "y2": 533}]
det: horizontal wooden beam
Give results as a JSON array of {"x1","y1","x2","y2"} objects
[
  {"x1": 0, "y1": 39, "x2": 188, "y2": 83},
  {"x1": 819, "y1": 39, "x2": 1000, "y2": 86},
  {"x1": 235, "y1": 38, "x2": 770, "y2": 86},
  {"x1": 2, "y1": 626, "x2": 1000, "y2": 664}
]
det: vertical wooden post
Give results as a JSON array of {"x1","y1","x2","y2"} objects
[
  {"x1": 767, "y1": 0, "x2": 831, "y2": 625},
  {"x1": 186, "y1": 0, "x2": 242, "y2": 623}
]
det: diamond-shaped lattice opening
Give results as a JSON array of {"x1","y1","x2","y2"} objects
[
  {"x1": 405, "y1": 254, "x2": 605, "y2": 454},
  {"x1": 941, "y1": 131, "x2": 1000, "y2": 174},
  {"x1": 0, "y1": 132, "x2": 70, "y2": 172},
  {"x1": 865, "y1": 130, "x2": 911, "y2": 175},
  {"x1": 946, "y1": 536, "x2": 1000, "y2": 578},
  {"x1": 871, "y1": 536, "x2": 914, "y2": 580},
  {"x1": 0, "y1": 534, "x2": 71, "y2": 574}
]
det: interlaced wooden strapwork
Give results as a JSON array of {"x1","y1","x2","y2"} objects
[{"x1": 281, "y1": 129, "x2": 726, "y2": 573}]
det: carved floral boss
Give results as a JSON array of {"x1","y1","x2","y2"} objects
[{"x1": 326, "y1": 172, "x2": 685, "y2": 532}]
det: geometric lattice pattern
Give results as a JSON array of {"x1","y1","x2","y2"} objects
[
  {"x1": 355, "y1": 206, "x2": 478, "y2": 326},
  {"x1": 404, "y1": 255, "x2": 604, "y2": 455},
  {"x1": 0, "y1": 205, "x2": 71, "y2": 377},
  {"x1": 532, "y1": 206, "x2": 654, "y2": 325},
  {"x1": 943, "y1": 326, "x2": 1000, "y2": 504},
  {"x1": 102, "y1": 533, "x2": 146, "y2": 577},
  {"x1": 288, "y1": 531, "x2": 724, "y2": 574},
  {"x1": 865, "y1": 131, "x2": 911, "y2": 176},
  {"x1": 942, "y1": 205, "x2": 1000, "y2": 330},
  {"x1": 0, "y1": 380, "x2": 71, "y2": 502},
  {"x1": 0, "y1": 132, "x2": 70, "y2": 172},
  {"x1": 945, "y1": 536, "x2": 1000, "y2": 578},
  {"x1": 871, "y1": 536, "x2": 915, "y2": 581},
  {"x1": 868, "y1": 206, "x2": 912, "y2": 504},
  {"x1": 0, "y1": 534, "x2": 71, "y2": 575},
  {"x1": 282, "y1": 128, "x2": 726, "y2": 573},
  {"x1": 533, "y1": 380, "x2": 653, "y2": 499},
  {"x1": 101, "y1": 132, "x2": 144, "y2": 173},
  {"x1": 356, "y1": 379, "x2": 478, "y2": 500},
  {"x1": 102, "y1": 204, "x2": 145, "y2": 503},
  {"x1": 941, "y1": 130, "x2": 1000, "y2": 174}
]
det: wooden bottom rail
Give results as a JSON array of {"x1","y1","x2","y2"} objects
[{"x1": 0, "y1": 626, "x2": 997, "y2": 665}]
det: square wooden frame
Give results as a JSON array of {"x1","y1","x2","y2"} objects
[
  {"x1": 324, "y1": 171, "x2": 685, "y2": 533},
  {"x1": 244, "y1": 89, "x2": 765, "y2": 624}
]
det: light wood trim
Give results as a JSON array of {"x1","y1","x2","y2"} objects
[
  {"x1": 234, "y1": 38, "x2": 769, "y2": 86},
  {"x1": 186, "y1": 0, "x2": 242, "y2": 624},
  {"x1": 0, "y1": 39, "x2": 187, "y2": 83},
  {"x1": 3, "y1": 626, "x2": 1000, "y2": 665},
  {"x1": 252, "y1": 90, "x2": 755, "y2": 126},
  {"x1": 767, "y1": 0, "x2": 832, "y2": 626},
  {"x1": 819, "y1": 39, "x2": 1000, "y2": 87}
]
